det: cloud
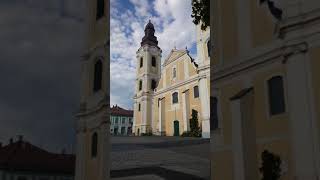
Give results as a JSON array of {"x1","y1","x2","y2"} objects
[
  {"x1": 0, "y1": 0, "x2": 85, "y2": 153},
  {"x1": 110, "y1": 0, "x2": 196, "y2": 109}
]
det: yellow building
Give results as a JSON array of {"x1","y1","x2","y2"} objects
[
  {"x1": 74, "y1": 0, "x2": 110, "y2": 180},
  {"x1": 133, "y1": 21, "x2": 210, "y2": 138},
  {"x1": 211, "y1": 0, "x2": 320, "y2": 179}
]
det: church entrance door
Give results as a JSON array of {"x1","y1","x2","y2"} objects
[{"x1": 173, "y1": 120, "x2": 179, "y2": 136}]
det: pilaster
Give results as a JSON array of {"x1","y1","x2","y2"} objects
[{"x1": 284, "y1": 48, "x2": 320, "y2": 180}]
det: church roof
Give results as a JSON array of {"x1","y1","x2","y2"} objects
[
  {"x1": 110, "y1": 105, "x2": 133, "y2": 117},
  {"x1": 0, "y1": 137, "x2": 75, "y2": 174},
  {"x1": 141, "y1": 20, "x2": 158, "y2": 47},
  {"x1": 163, "y1": 49, "x2": 194, "y2": 67}
]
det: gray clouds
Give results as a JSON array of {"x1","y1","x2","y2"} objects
[{"x1": 0, "y1": 0, "x2": 85, "y2": 153}]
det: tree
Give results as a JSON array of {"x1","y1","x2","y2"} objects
[
  {"x1": 189, "y1": 109, "x2": 201, "y2": 137},
  {"x1": 191, "y1": 0, "x2": 210, "y2": 30},
  {"x1": 259, "y1": 150, "x2": 282, "y2": 180}
]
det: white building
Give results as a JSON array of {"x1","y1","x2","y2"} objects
[{"x1": 110, "y1": 105, "x2": 133, "y2": 136}]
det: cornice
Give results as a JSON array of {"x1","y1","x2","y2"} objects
[
  {"x1": 154, "y1": 75, "x2": 200, "y2": 96},
  {"x1": 80, "y1": 42, "x2": 107, "y2": 61},
  {"x1": 212, "y1": 41, "x2": 309, "y2": 83},
  {"x1": 279, "y1": 8, "x2": 320, "y2": 39},
  {"x1": 76, "y1": 101, "x2": 109, "y2": 118}
]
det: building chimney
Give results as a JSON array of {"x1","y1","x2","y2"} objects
[
  {"x1": 9, "y1": 138, "x2": 13, "y2": 144},
  {"x1": 18, "y1": 135, "x2": 23, "y2": 142}
]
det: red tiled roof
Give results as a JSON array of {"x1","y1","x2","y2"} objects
[
  {"x1": 0, "y1": 139, "x2": 75, "y2": 174},
  {"x1": 110, "y1": 105, "x2": 133, "y2": 117}
]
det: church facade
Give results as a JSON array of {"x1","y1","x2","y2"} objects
[
  {"x1": 211, "y1": 0, "x2": 320, "y2": 179},
  {"x1": 133, "y1": 21, "x2": 210, "y2": 138}
]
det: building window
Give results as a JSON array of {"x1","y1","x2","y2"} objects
[
  {"x1": 96, "y1": 0, "x2": 104, "y2": 20},
  {"x1": 152, "y1": 56, "x2": 156, "y2": 67},
  {"x1": 139, "y1": 80, "x2": 142, "y2": 91},
  {"x1": 138, "y1": 103, "x2": 141, "y2": 111},
  {"x1": 193, "y1": 86, "x2": 199, "y2": 98},
  {"x1": 173, "y1": 67, "x2": 176, "y2": 78},
  {"x1": 211, "y1": 97, "x2": 218, "y2": 130},
  {"x1": 115, "y1": 117, "x2": 118, "y2": 124},
  {"x1": 207, "y1": 40, "x2": 211, "y2": 57},
  {"x1": 172, "y1": 92, "x2": 178, "y2": 104},
  {"x1": 122, "y1": 118, "x2": 125, "y2": 124},
  {"x1": 140, "y1": 57, "x2": 143, "y2": 68},
  {"x1": 151, "y1": 79, "x2": 156, "y2": 90},
  {"x1": 93, "y1": 60, "x2": 102, "y2": 92},
  {"x1": 91, "y1": 132, "x2": 98, "y2": 158},
  {"x1": 268, "y1": 76, "x2": 285, "y2": 115},
  {"x1": 121, "y1": 127, "x2": 125, "y2": 135}
]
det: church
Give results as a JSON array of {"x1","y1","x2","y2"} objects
[
  {"x1": 132, "y1": 20, "x2": 210, "y2": 138},
  {"x1": 211, "y1": 0, "x2": 320, "y2": 179}
]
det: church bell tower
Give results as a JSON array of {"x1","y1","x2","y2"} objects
[
  {"x1": 133, "y1": 20, "x2": 162, "y2": 135},
  {"x1": 75, "y1": 0, "x2": 109, "y2": 180}
]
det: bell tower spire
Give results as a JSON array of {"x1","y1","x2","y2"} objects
[
  {"x1": 133, "y1": 20, "x2": 162, "y2": 136},
  {"x1": 141, "y1": 20, "x2": 158, "y2": 47}
]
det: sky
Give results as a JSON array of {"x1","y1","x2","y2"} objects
[
  {"x1": 0, "y1": 0, "x2": 197, "y2": 153},
  {"x1": 110, "y1": 0, "x2": 197, "y2": 110},
  {"x1": 0, "y1": 0, "x2": 85, "y2": 153}
]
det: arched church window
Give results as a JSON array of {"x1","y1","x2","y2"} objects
[
  {"x1": 172, "y1": 92, "x2": 178, "y2": 104},
  {"x1": 140, "y1": 57, "x2": 143, "y2": 68},
  {"x1": 96, "y1": 0, "x2": 104, "y2": 20},
  {"x1": 138, "y1": 103, "x2": 141, "y2": 111},
  {"x1": 152, "y1": 56, "x2": 156, "y2": 67},
  {"x1": 93, "y1": 60, "x2": 102, "y2": 92},
  {"x1": 268, "y1": 76, "x2": 285, "y2": 115},
  {"x1": 194, "y1": 86, "x2": 199, "y2": 98},
  {"x1": 211, "y1": 97, "x2": 219, "y2": 130},
  {"x1": 207, "y1": 40, "x2": 211, "y2": 57},
  {"x1": 151, "y1": 79, "x2": 156, "y2": 90},
  {"x1": 139, "y1": 80, "x2": 142, "y2": 91},
  {"x1": 91, "y1": 132, "x2": 98, "y2": 158}
]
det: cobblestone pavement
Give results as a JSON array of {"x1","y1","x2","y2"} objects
[{"x1": 111, "y1": 136, "x2": 210, "y2": 180}]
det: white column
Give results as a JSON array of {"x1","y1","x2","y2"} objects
[
  {"x1": 285, "y1": 52, "x2": 319, "y2": 180},
  {"x1": 151, "y1": 98, "x2": 154, "y2": 133},
  {"x1": 199, "y1": 77, "x2": 210, "y2": 138},
  {"x1": 182, "y1": 90, "x2": 190, "y2": 132},
  {"x1": 231, "y1": 99, "x2": 245, "y2": 180},
  {"x1": 159, "y1": 99, "x2": 162, "y2": 133},
  {"x1": 141, "y1": 98, "x2": 147, "y2": 133},
  {"x1": 132, "y1": 102, "x2": 137, "y2": 135},
  {"x1": 230, "y1": 89, "x2": 258, "y2": 180}
]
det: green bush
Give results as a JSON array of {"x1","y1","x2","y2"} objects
[
  {"x1": 181, "y1": 110, "x2": 202, "y2": 137},
  {"x1": 181, "y1": 131, "x2": 192, "y2": 137},
  {"x1": 141, "y1": 132, "x2": 153, "y2": 136},
  {"x1": 259, "y1": 150, "x2": 282, "y2": 180}
]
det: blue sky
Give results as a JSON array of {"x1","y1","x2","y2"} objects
[{"x1": 110, "y1": 0, "x2": 197, "y2": 110}]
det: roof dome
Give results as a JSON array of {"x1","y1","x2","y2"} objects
[
  {"x1": 141, "y1": 20, "x2": 158, "y2": 47},
  {"x1": 145, "y1": 20, "x2": 155, "y2": 30}
]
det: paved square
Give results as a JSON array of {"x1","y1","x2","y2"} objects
[{"x1": 111, "y1": 136, "x2": 210, "y2": 180}]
